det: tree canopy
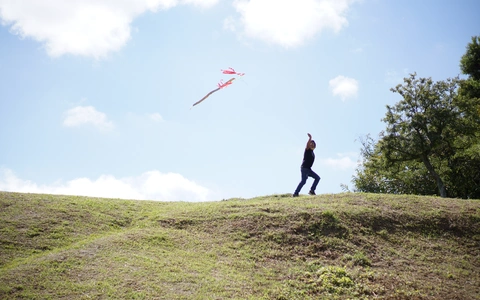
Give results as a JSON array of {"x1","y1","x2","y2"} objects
[
  {"x1": 460, "y1": 36, "x2": 480, "y2": 81},
  {"x1": 353, "y1": 36, "x2": 480, "y2": 199}
]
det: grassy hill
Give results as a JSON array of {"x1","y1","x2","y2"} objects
[{"x1": 0, "y1": 191, "x2": 479, "y2": 299}]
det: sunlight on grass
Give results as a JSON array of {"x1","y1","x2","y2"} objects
[{"x1": 0, "y1": 191, "x2": 479, "y2": 299}]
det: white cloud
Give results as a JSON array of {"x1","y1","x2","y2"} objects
[
  {"x1": 0, "y1": 0, "x2": 219, "y2": 59},
  {"x1": 223, "y1": 16, "x2": 237, "y2": 32},
  {"x1": 229, "y1": 0, "x2": 357, "y2": 48},
  {"x1": 320, "y1": 152, "x2": 358, "y2": 170},
  {"x1": 148, "y1": 112, "x2": 164, "y2": 122},
  {"x1": 63, "y1": 106, "x2": 114, "y2": 131},
  {"x1": 126, "y1": 112, "x2": 165, "y2": 125},
  {"x1": 329, "y1": 75, "x2": 359, "y2": 101},
  {"x1": 0, "y1": 168, "x2": 210, "y2": 202}
]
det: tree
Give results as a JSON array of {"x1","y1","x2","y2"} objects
[
  {"x1": 379, "y1": 74, "x2": 460, "y2": 197},
  {"x1": 353, "y1": 135, "x2": 438, "y2": 196},
  {"x1": 460, "y1": 36, "x2": 480, "y2": 81},
  {"x1": 451, "y1": 35, "x2": 480, "y2": 198},
  {"x1": 458, "y1": 36, "x2": 480, "y2": 130},
  {"x1": 353, "y1": 37, "x2": 480, "y2": 199},
  {"x1": 458, "y1": 36, "x2": 480, "y2": 131}
]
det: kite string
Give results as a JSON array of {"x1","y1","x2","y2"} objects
[{"x1": 191, "y1": 68, "x2": 245, "y2": 108}]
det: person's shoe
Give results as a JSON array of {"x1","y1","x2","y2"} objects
[
  {"x1": 308, "y1": 190, "x2": 316, "y2": 195},
  {"x1": 292, "y1": 193, "x2": 299, "y2": 197}
]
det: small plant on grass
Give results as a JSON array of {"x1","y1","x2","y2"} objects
[
  {"x1": 353, "y1": 251, "x2": 372, "y2": 267},
  {"x1": 343, "y1": 251, "x2": 372, "y2": 267},
  {"x1": 304, "y1": 266, "x2": 354, "y2": 294}
]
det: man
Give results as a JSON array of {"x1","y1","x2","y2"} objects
[{"x1": 293, "y1": 133, "x2": 321, "y2": 197}]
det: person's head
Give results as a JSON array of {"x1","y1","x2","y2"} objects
[{"x1": 309, "y1": 140, "x2": 316, "y2": 150}]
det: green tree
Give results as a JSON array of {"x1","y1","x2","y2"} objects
[
  {"x1": 353, "y1": 36, "x2": 480, "y2": 199},
  {"x1": 458, "y1": 36, "x2": 480, "y2": 133},
  {"x1": 379, "y1": 74, "x2": 460, "y2": 197},
  {"x1": 451, "y1": 35, "x2": 480, "y2": 198},
  {"x1": 460, "y1": 36, "x2": 480, "y2": 81},
  {"x1": 353, "y1": 135, "x2": 438, "y2": 195}
]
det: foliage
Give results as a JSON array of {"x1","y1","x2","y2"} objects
[
  {"x1": 460, "y1": 36, "x2": 480, "y2": 81},
  {"x1": 452, "y1": 36, "x2": 480, "y2": 198},
  {"x1": 381, "y1": 74, "x2": 462, "y2": 197},
  {"x1": 353, "y1": 36, "x2": 480, "y2": 199},
  {"x1": 353, "y1": 135, "x2": 440, "y2": 196}
]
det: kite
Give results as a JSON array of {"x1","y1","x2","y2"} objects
[
  {"x1": 191, "y1": 78, "x2": 236, "y2": 108},
  {"x1": 221, "y1": 67, "x2": 245, "y2": 76},
  {"x1": 191, "y1": 67, "x2": 245, "y2": 108}
]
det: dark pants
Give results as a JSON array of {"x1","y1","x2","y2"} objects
[{"x1": 294, "y1": 167, "x2": 320, "y2": 195}]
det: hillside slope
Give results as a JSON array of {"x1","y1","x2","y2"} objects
[{"x1": 0, "y1": 191, "x2": 479, "y2": 299}]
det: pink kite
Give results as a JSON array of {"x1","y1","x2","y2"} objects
[
  {"x1": 221, "y1": 67, "x2": 245, "y2": 77},
  {"x1": 192, "y1": 78, "x2": 236, "y2": 108},
  {"x1": 191, "y1": 67, "x2": 245, "y2": 108}
]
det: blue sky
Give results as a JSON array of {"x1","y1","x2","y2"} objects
[{"x1": 0, "y1": 0, "x2": 479, "y2": 201}]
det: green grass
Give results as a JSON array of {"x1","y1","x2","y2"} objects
[{"x1": 1, "y1": 191, "x2": 479, "y2": 299}]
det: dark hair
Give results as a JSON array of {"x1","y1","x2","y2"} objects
[{"x1": 311, "y1": 140, "x2": 316, "y2": 147}]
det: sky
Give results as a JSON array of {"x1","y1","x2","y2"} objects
[{"x1": 0, "y1": 0, "x2": 479, "y2": 202}]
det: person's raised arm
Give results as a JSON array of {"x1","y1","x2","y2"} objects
[{"x1": 305, "y1": 133, "x2": 312, "y2": 149}]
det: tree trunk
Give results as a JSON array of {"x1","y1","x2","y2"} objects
[{"x1": 421, "y1": 154, "x2": 447, "y2": 197}]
